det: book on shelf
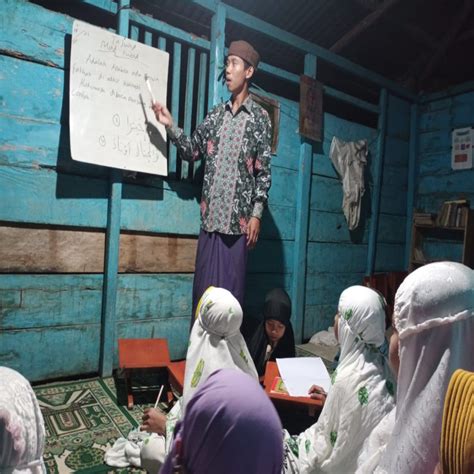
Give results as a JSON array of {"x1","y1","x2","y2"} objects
[
  {"x1": 413, "y1": 212, "x2": 435, "y2": 225},
  {"x1": 413, "y1": 247, "x2": 425, "y2": 262},
  {"x1": 435, "y1": 200, "x2": 470, "y2": 228}
]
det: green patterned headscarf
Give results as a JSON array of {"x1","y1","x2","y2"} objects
[{"x1": 182, "y1": 287, "x2": 258, "y2": 409}]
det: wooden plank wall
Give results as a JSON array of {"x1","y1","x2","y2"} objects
[
  {"x1": 415, "y1": 90, "x2": 474, "y2": 262},
  {"x1": 0, "y1": 0, "x2": 200, "y2": 379},
  {"x1": 304, "y1": 94, "x2": 410, "y2": 338},
  {"x1": 375, "y1": 95, "x2": 411, "y2": 272},
  {"x1": 304, "y1": 115, "x2": 376, "y2": 338},
  {"x1": 0, "y1": 0, "x2": 412, "y2": 380},
  {"x1": 417, "y1": 91, "x2": 474, "y2": 211}
]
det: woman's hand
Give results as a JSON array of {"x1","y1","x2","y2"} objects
[
  {"x1": 141, "y1": 408, "x2": 167, "y2": 435},
  {"x1": 308, "y1": 384, "x2": 327, "y2": 401}
]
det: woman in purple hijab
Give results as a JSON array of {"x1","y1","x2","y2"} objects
[{"x1": 160, "y1": 368, "x2": 283, "y2": 474}]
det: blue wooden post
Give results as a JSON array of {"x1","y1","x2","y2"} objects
[
  {"x1": 405, "y1": 103, "x2": 418, "y2": 269},
  {"x1": 366, "y1": 88, "x2": 388, "y2": 276},
  {"x1": 208, "y1": 2, "x2": 226, "y2": 108},
  {"x1": 130, "y1": 24, "x2": 139, "y2": 41},
  {"x1": 194, "y1": 51, "x2": 208, "y2": 179},
  {"x1": 182, "y1": 47, "x2": 196, "y2": 179},
  {"x1": 144, "y1": 30, "x2": 152, "y2": 45},
  {"x1": 99, "y1": 0, "x2": 129, "y2": 377},
  {"x1": 158, "y1": 36, "x2": 167, "y2": 51},
  {"x1": 169, "y1": 42, "x2": 182, "y2": 177},
  {"x1": 292, "y1": 54, "x2": 317, "y2": 344}
]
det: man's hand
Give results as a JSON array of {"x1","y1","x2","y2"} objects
[
  {"x1": 151, "y1": 101, "x2": 174, "y2": 128},
  {"x1": 308, "y1": 384, "x2": 327, "y2": 402},
  {"x1": 140, "y1": 408, "x2": 167, "y2": 435},
  {"x1": 246, "y1": 217, "x2": 261, "y2": 249}
]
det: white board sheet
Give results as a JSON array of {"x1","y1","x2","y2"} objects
[
  {"x1": 70, "y1": 20, "x2": 169, "y2": 175},
  {"x1": 277, "y1": 357, "x2": 331, "y2": 397}
]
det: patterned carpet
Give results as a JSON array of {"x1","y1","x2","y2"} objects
[
  {"x1": 34, "y1": 374, "x2": 168, "y2": 473},
  {"x1": 33, "y1": 350, "x2": 334, "y2": 472}
]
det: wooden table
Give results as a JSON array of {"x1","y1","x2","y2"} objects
[
  {"x1": 167, "y1": 360, "x2": 186, "y2": 394},
  {"x1": 263, "y1": 361, "x2": 324, "y2": 417},
  {"x1": 118, "y1": 338, "x2": 185, "y2": 408}
]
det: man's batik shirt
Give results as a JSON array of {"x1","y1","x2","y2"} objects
[{"x1": 167, "y1": 95, "x2": 272, "y2": 235}]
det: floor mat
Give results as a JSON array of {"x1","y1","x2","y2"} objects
[{"x1": 34, "y1": 376, "x2": 166, "y2": 473}]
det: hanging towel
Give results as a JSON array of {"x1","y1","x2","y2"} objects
[{"x1": 329, "y1": 137, "x2": 368, "y2": 230}]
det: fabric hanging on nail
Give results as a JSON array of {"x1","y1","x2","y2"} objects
[{"x1": 329, "y1": 137, "x2": 368, "y2": 230}]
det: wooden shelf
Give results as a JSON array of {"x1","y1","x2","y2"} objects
[
  {"x1": 414, "y1": 224, "x2": 465, "y2": 231},
  {"x1": 409, "y1": 209, "x2": 474, "y2": 272}
]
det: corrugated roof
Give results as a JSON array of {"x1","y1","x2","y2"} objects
[
  {"x1": 35, "y1": 0, "x2": 474, "y2": 95},
  {"x1": 139, "y1": 0, "x2": 473, "y2": 94}
]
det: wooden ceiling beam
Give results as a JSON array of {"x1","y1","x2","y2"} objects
[
  {"x1": 354, "y1": 0, "x2": 438, "y2": 50},
  {"x1": 330, "y1": 0, "x2": 400, "y2": 53},
  {"x1": 419, "y1": 0, "x2": 474, "y2": 83},
  {"x1": 400, "y1": 23, "x2": 438, "y2": 50}
]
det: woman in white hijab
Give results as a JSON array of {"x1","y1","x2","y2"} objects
[
  {"x1": 283, "y1": 285, "x2": 395, "y2": 474},
  {"x1": 371, "y1": 261, "x2": 474, "y2": 474},
  {"x1": 181, "y1": 285, "x2": 258, "y2": 408},
  {"x1": 140, "y1": 286, "x2": 258, "y2": 472},
  {"x1": 0, "y1": 367, "x2": 46, "y2": 473}
]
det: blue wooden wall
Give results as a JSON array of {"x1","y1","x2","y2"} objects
[
  {"x1": 414, "y1": 89, "x2": 474, "y2": 262},
  {"x1": 376, "y1": 95, "x2": 411, "y2": 272},
  {"x1": 417, "y1": 91, "x2": 474, "y2": 211},
  {"x1": 0, "y1": 0, "x2": 414, "y2": 381},
  {"x1": 303, "y1": 94, "x2": 411, "y2": 337}
]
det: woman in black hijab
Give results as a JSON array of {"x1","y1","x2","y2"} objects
[{"x1": 246, "y1": 288, "x2": 296, "y2": 377}]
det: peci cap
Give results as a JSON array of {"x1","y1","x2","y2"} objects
[{"x1": 228, "y1": 40, "x2": 260, "y2": 69}]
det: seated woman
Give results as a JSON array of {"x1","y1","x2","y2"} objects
[
  {"x1": 0, "y1": 366, "x2": 46, "y2": 473},
  {"x1": 181, "y1": 286, "x2": 258, "y2": 407},
  {"x1": 283, "y1": 285, "x2": 395, "y2": 474},
  {"x1": 161, "y1": 368, "x2": 284, "y2": 474},
  {"x1": 362, "y1": 261, "x2": 474, "y2": 473},
  {"x1": 246, "y1": 288, "x2": 296, "y2": 377},
  {"x1": 140, "y1": 286, "x2": 258, "y2": 471}
]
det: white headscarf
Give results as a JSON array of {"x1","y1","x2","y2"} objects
[
  {"x1": 0, "y1": 367, "x2": 46, "y2": 473},
  {"x1": 377, "y1": 261, "x2": 474, "y2": 474},
  {"x1": 285, "y1": 286, "x2": 395, "y2": 474},
  {"x1": 182, "y1": 286, "x2": 258, "y2": 409},
  {"x1": 355, "y1": 408, "x2": 395, "y2": 473}
]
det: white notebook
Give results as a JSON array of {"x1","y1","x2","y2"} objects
[{"x1": 276, "y1": 357, "x2": 331, "y2": 397}]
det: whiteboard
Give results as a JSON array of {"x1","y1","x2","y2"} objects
[{"x1": 70, "y1": 20, "x2": 169, "y2": 176}]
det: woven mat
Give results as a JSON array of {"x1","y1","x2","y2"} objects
[{"x1": 34, "y1": 375, "x2": 167, "y2": 473}]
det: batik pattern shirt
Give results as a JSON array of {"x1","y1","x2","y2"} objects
[{"x1": 167, "y1": 96, "x2": 272, "y2": 235}]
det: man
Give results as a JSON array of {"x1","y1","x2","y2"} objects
[{"x1": 152, "y1": 40, "x2": 272, "y2": 323}]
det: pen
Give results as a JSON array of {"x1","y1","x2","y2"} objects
[{"x1": 154, "y1": 384, "x2": 164, "y2": 409}]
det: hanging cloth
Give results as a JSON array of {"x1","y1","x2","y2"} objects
[{"x1": 329, "y1": 137, "x2": 368, "y2": 230}]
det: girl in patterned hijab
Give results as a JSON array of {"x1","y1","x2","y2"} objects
[
  {"x1": 182, "y1": 286, "x2": 258, "y2": 408},
  {"x1": 161, "y1": 368, "x2": 283, "y2": 474},
  {"x1": 141, "y1": 286, "x2": 258, "y2": 472},
  {"x1": 0, "y1": 367, "x2": 46, "y2": 473},
  {"x1": 283, "y1": 285, "x2": 395, "y2": 473}
]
